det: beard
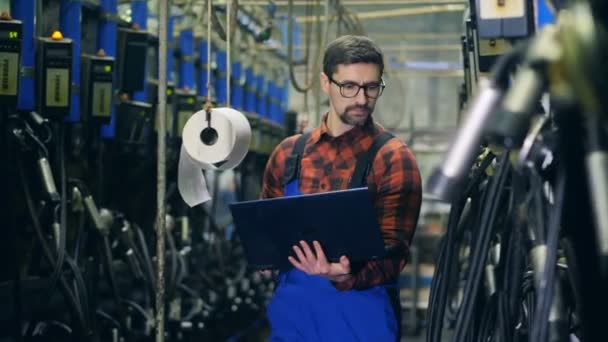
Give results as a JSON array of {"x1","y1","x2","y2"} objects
[{"x1": 338, "y1": 105, "x2": 372, "y2": 126}]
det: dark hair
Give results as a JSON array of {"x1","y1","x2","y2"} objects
[{"x1": 322, "y1": 35, "x2": 384, "y2": 78}]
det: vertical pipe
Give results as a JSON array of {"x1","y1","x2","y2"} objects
[
  {"x1": 60, "y1": 0, "x2": 82, "y2": 123},
  {"x1": 231, "y1": 61, "x2": 243, "y2": 110},
  {"x1": 99, "y1": 0, "x2": 117, "y2": 138},
  {"x1": 11, "y1": 0, "x2": 35, "y2": 111},
  {"x1": 244, "y1": 67, "x2": 255, "y2": 113},
  {"x1": 215, "y1": 49, "x2": 227, "y2": 105},
  {"x1": 198, "y1": 40, "x2": 210, "y2": 97},
  {"x1": 155, "y1": 0, "x2": 168, "y2": 340},
  {"x1": 178, "y1": 28, "x2": 194, "y2": 90},
  {"x1": 131, "y1": 0, "x2": 148, "y2": 102}
]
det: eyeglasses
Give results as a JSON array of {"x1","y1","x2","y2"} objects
[{"x1": 328, "y1": 76, "x2": 386, "y2": 99}]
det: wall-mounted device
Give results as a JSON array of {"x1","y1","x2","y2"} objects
[
  {"x1": 0, "y1": 18, "x2": 23, "y2": 106},
  {"x1": 81, "y1": 54, "x2": 115, "y2": 124},
  {"x1": 174, "y1": 89, "x2": 197, "y2": 138},
  {"x1": 36, "y1": 31, "x2": 73, "y2": 119},
  {"x1": 117, "y1": 28, "x2": 148, "y2": 93}
]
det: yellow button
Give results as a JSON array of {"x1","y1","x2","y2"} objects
[{"x1": 51, "y1": 31, "x2": 63, "y2": 40}]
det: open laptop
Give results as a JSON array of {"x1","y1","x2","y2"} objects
[{"x1": 229, "y1": 187, "x2": 386, "y2": 271}]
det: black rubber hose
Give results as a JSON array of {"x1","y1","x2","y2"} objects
[
  {"x1": 17, "y1": 153, "x2": 88, "y2": 334},
  {"x1": 136, "y1": 225, "x2": 156, "y2": 291},
  {"x1": 47, "y1": 124, "x2": 67, "y2": 299},
  {"x1": 102, "y1": 235, "x2": 127, "y2": 333},
  {"x1": 166, "y1": 230, "x2": 179, "y2": 299},
  {"x1": 427, "y1": 152, "x2": 495, "y2": 342},
  {"x1": 453, "y1": 152, "x2": 511, "y2": 341},
  {"x1": 531, "y1": 168, "x2": 566, "y2": 342},
  {"x1": 64, "y1": 255, "x2": 91, "y2": 327}
]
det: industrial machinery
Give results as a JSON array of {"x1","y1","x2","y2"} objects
[
  {"x1": 427, "y1": 1, "x2": 608, "y2": 341},
  {"x1": 0, "y1": 0, "x2": 363, "y2": 340}
]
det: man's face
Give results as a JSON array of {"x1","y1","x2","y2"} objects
[{"x1": 321, "y1": 63, "x2": 382, "y2": 126}]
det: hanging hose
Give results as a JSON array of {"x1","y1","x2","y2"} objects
[
  {"x1": 136, "y1": 225, "x2": 156, "y2": 288},
  {"x1": 531, "y1": 167, "x2": 566, "y2": 342},
  {"x1": 426, "y1": 151, "x2": 495, "y2": 342},
  {"x1": 17, "y1": 152, "x2": 89, "y2": 336},
  {"x1": 452, "y1": 152, "x2": 511, "y2": 341},
  {"x1": 287, "y1": 0, "x2": 332, "y2": 93},
  {"x1": 47, "y1": 124, "x2": 67, "y2": 299}
]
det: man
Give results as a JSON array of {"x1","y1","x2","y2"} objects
[{"x1": 261, "y1": 35, "x2": 422, "y2": 340}]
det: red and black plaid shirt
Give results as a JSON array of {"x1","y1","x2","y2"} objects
[{"x1": 261, "y1": 114, "x2": 422, "y2": 291}]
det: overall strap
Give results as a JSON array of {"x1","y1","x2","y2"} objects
[
  {"x1": 281, "y1": 132, "x2": 312, "y2": 186},
  {"x1": 348, "y1": 131, "x2": 395, "y2": 189}
]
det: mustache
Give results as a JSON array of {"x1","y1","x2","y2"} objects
[{"x1": 345, "y1": 105, "x2": 371, "y2": 114}]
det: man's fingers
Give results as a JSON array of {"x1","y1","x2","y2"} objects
[
  {"x1": 299, "y1": 240, "x2": 316, "y2": 262},
  {"x1": 339, "y1": 255, "x2": 351, "y2": 273},
  {"x1": 292, "y1": 245, "x2": 308, "y2": 267},
  {"x1": 312, "y1": 241, "x2": 328, "y2": 264},
  {"x1": 288, "y1": 256, "x2": 306, "y2": 272}
]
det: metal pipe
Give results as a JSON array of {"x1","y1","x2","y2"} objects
[
  {"x1": 297, "y1": 4, "x2": 465, "y2": 22},
  {"x1": 155, "y1": 0, "x2": 169, "y2": 340},
  {"x1": 240, "y1": 0, "x2": 466, "y2": 5}
]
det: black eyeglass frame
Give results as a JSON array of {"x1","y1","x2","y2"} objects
[{"x1": 327, "y1": 76, "x2": 386, "y2": 99}]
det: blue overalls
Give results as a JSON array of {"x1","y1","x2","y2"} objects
[{"x1": 266, "y1": 177, "x2": 399, "y2": 341}]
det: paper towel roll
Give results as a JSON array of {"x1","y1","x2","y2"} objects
[{"x1": 178, "y1": 107, "x2": 251, "y2": 207}]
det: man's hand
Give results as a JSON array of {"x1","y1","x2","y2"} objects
[{"x1": 288, "y1": 240, "x2": 353, "y2": 283}]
